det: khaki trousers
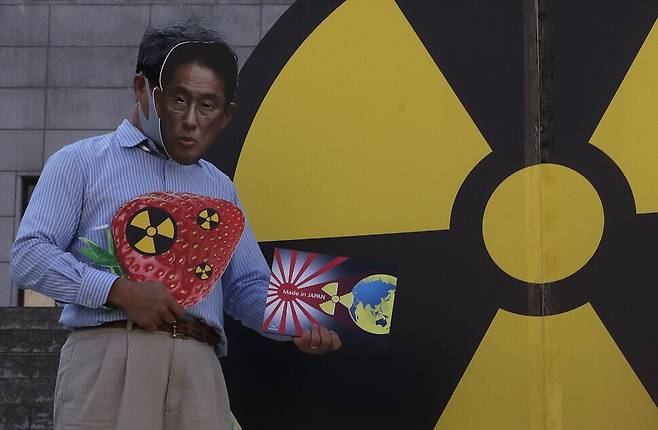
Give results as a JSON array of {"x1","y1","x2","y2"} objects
[{"x1": 54, "y1": 327, "x2": 232, "y2": 430}]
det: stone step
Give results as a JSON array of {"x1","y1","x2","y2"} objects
[
  {"x1": 0, "y1": 330, "x2": 68, "y2": 354},
  {"x1": 0, "y1": 379, "x2": 55, "y2": 404},
  {"x1": 0, "y1": 309, "x2": 63, "y2": 430},
  {"x1": 0, "y1": 402, "x2": 52, "y2": 430},
  {"x1": 0, "y1": 354, "x2": 60, "y2": 379},
  {"x1": 0, "y1": 308, "x2": 62, "y2": 330}
]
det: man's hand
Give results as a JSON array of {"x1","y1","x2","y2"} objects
[
  {"x1": 292, "y1": 324, "x2": 342, "y2": 355},
  {"x1": 107, "y1": 278, "x2": 185, "y2": 330}
]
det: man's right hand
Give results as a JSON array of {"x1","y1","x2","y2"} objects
[{"x1": 107, "y1": 278, "x2": 185, "y2": 330}]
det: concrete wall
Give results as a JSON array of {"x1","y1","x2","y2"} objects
[{"x1": 0, "y1": 0, "x2": 293, "y2": 306}]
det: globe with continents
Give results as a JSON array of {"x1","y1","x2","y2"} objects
[{"x1": 349, "y1": 274, "x2": 397, "y2": 334}]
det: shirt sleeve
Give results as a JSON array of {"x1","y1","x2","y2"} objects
[
  {"x1": 10, "y1": 146, "x2": 118, "y2": 308},
  {"x1": 221, "y1": 186, "x2": 291, "y2": 341}
]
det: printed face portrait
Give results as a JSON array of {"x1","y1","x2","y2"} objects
[{"x1": 154, "y1": 42, "x2": 236, "y2": 165}]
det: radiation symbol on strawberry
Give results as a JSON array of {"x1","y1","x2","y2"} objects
[
  {"x1": 197, "y1": 208, "x2": 220, "y2": 230},
  {"x1": 195, "y1": 263, "x2": 213, "y2": 280},
  {"x1": 210, "y1": 1, "x2": 658, "y2": 429},
  {"x1": 125, "y1": 207, "x2": 177, "y2": 256},
  {"x1": 107, "y1": 192, "x2": 246, "y2": 308}
]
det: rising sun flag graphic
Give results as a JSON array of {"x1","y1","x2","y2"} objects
[{"x1": 263, "y1": 250, "x2": 348, "y2": 335}]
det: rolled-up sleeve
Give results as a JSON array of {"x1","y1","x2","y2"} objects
[{"x1": 10, "y1": 146, "x2": 118, "y2": 308}]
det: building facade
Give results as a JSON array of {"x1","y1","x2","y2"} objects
[{"x1": 0, "y1": 0, "x2": 293, "y2": 306}]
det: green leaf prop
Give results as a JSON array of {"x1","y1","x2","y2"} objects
[
  {"x1": 78, "y1": 231, "x2": 124, "y2": 277},
  {"x1": 105, "y1": 226, "x2": 115, "y2": 255},
  {"x1": 229, "y1": 412, "x2": 242, "y2": 430}
]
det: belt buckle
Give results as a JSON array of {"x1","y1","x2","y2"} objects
[{"x1": 171, "y1": 321, "x2": 185, "y2": 339}]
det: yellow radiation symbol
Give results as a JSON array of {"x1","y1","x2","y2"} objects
[
  {"x1": 197, "y1": 208, "x2": 220, "y2": 230},
  {"x1": 318, "y1": 282, "x2": 358, "y2": 316},
  {"x1": 319, "y1": 282, "x2": 340, "y2": 315},
  {"x1": 214, "y1": 0, "x2": 658, "y2": 428},
  {"x1": 126, "y1": 207, "x2": 176, "y2": 255},
  {"x1": 195, "y1": 263, "x2": 213, "y2": 280}
]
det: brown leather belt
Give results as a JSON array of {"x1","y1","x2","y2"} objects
[{"x1": 77, "y1": 319, "x2": 220, "y2": 347}]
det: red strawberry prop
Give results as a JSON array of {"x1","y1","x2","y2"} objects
[{"x1": 80, "y1": 191, "x2": 245, "y2": 308}]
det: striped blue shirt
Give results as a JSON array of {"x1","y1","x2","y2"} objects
[{"x1": 10, "y1": 120, "x2": 273, "y2": 356}]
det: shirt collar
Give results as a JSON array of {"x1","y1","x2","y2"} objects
[{"x1": 116, "y1": 119, "x2": 149, "y2": 148}]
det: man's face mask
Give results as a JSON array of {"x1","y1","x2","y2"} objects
[{"x1": 137, "y1": 78, "x2": 165, "y2": 149}]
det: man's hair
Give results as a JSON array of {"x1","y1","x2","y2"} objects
[{"x1": 136, "y1": 21, "x2": 238, "y2": 103}]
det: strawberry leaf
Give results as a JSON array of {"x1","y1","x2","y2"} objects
[
  {"x1": 105, "y1": 227, "x2": 115, "y2": 255},
  {"x1": 78, "y1": 236, "x2": 102, "y2": 249},
  {"x1": 78, "y1": 236, "x2": 122, "y2": 270},
  {"x1": 108, "y1": 265, "x2": 125, "y2": 277},
  {"x1": 229, "y1": 412, "x2": 241, "y2": 430},
  {"x1": 79, "y1": 246, "x2": 118, "y2": 267}
]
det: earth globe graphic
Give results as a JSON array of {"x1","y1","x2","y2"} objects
[{"x1": 348, "y1": 274, "x2": 397, "y2": 334}]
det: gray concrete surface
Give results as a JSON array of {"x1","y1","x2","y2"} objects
[{"x1": 0, "y1": 0, "x2": 294, "y2": 306}]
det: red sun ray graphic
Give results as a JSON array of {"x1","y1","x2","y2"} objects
[{"x1": 261, "y1": 249, "x2": 349, "y2": 335}]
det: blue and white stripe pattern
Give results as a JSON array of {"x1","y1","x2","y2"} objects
[{"x1": 11, "y1": 120, "x2": 272, "y2": 355}]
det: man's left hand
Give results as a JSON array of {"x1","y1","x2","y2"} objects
[{"x1": 293, "y1": 324, "x2": 342, "y2": 354}]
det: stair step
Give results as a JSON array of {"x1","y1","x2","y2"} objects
[
  {"x1": 0, "y1": 402, "x2": 52, "y2": 430},
  {"x1": 0, "y1": 355, "x2": 60, "y2": 379},
  {"x1": 0, "y1": 308, "x2": 64, "y2": 430},
  {"x1": 0, "y1": 308, "x2": 62, "y2": 330},
  {"x1": 0, "y1": 379, "x2": 55, "y2": 404},
  {"x1": 0, "y1": 330, "x2": 68, "y2": 354}
]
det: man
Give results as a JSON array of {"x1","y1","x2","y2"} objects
[{"x1": 10, "y1": 22, "x2": 340, "y2": 430}]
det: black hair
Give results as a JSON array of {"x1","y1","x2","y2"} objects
[{"x1": 135, "y1": 21, "x2": 238, "y2": 103}]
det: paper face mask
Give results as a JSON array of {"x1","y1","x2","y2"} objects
[
  {"x1": 111, "y1": 192, "x2": 245, "y2": 308},
  {"x1": 154, "y1": 41, "x2": 235, "y2": 165}
]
